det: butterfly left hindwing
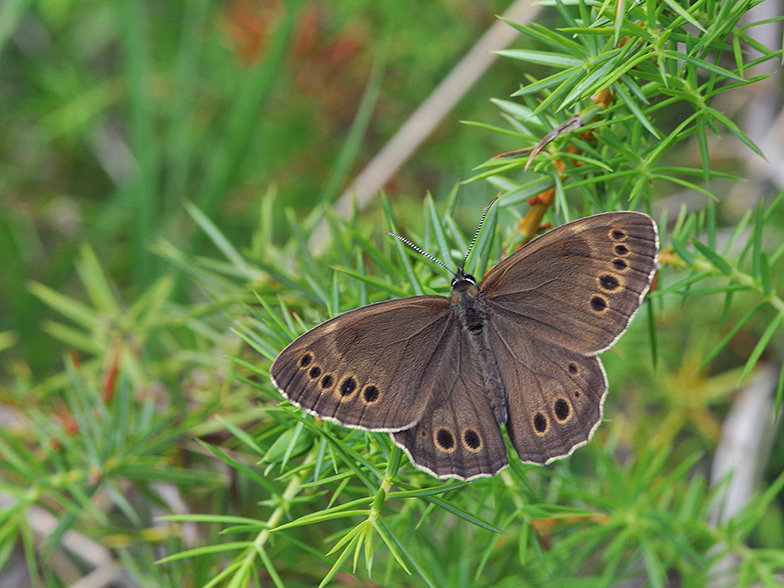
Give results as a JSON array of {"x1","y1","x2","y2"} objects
[{"x1": 392, "y1": 322, "x2": 509, "y2": 479}]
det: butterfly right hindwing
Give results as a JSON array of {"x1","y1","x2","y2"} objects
[{"x1": 484, "y1": 318, "x2": 608, "y2": 464}]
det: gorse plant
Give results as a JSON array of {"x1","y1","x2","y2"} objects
[
  {"x1": 1, "y1": 0, "x2": 783, "y2": 587},
  {"x1": 223, "y1": 189, "x2": 784, "y2": 586},
  {"x1": 470, "y1": 0, "x2": 773, "y2": 208}
]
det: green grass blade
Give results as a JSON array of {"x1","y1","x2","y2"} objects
[{"x1": 738, "y1": 312, "x2": 783, "y2": 383}]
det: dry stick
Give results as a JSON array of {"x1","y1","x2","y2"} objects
[{"x1": 308, "y1": 0, "x2": 542, "y2": 255}]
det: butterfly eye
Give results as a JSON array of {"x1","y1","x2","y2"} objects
[{"x1": 567, "y1": 363, "x2": 578, "y2": 375}]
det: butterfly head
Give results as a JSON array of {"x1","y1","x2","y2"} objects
[
  {"x1": 450, "y1": 267, "x2": 478, "y2": 296},
  {"x1": 452, "y1": 267, "x2": 476, "y2": 290}
]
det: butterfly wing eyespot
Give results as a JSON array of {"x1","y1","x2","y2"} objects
[
  {"x1": 434, "y1": 427, "x2": 457, "y2": 453},
  {"x1": 598, "y1": 273, "x2": 622, "y2": 291},
  {"x1": 360, "y1": 384, "x2": 381, "y2": 405},
  {"x1": 462, "y1": 428, "x2": 483, "y2": 452},
  {"x1": 553, "y1": 398, "x2": 572, "y2": 423},
  {"x1": 589, "y1": 295, "x2": 608, "y2": 313},
  {"x1": 532, "y1": 412, "x2": 548, "y2": 435},
  {"x1": 610, "y1": 228, "x2": 627, "y2": 241},
  {"x1": 319, "y1": 373, "x2": 335, "y2": 391},
  {"x1": 335, "y1": 375, "x2": 359, "y2": 401},
  {"x1": 612, "y1": 258, "x2": 629, "y2": 271}
]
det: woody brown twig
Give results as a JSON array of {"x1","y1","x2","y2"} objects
[{"x1": 513, "y1": 87, "x2": 615, "y2": 250}]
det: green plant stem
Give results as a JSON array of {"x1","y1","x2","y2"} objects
[
  {"x1": 259, "y1": 452, "x2": 317, "y2": 550},
  {"x1": 680, "y1": 257, "x2": 784, "y2": 315}
]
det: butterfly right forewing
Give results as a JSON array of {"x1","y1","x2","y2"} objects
[{"x1": 481, "y1": 212, "x2": 658, "y2": 354}]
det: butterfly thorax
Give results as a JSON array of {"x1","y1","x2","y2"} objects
[
  {"x1": 450, "y1": 270, "x2": 484, "y2": 331},
  {"x1": 449, "y1": 268, "x2": 508, "y2": 425}
]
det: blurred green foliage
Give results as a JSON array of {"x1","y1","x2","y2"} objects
[{"x1": 0, "y1": 0, "x2": 512, "y2": 373}]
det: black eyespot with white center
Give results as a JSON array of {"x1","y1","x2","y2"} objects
[
  {"x1": 599, "y1": 274, "x2": 620, "y2": 291},
  {"x1": 339, "y1": 376, "x2": 357, "y2": 397}
]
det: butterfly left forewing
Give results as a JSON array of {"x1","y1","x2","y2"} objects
[
  {"x1": 271, "y1": 297, "x2": 455, "y2": 432},
  {"x1": 391, "y1": 325, "x2": 509, "y2": 480}
]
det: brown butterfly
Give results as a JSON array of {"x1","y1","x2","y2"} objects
[{"x1": 270, "y1": 211, "x2": 658, "y2": 480}]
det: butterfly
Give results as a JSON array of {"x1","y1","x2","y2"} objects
[{"x1": 270, "y1": 210, "x2": 658, "y2": 480}]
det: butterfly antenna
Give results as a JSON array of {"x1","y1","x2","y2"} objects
[
  {"x1": 461, "y1": 197, "x2": 498, "y2": 268},
  {"x1": 386, "y1": 232, "x2": 455, "y2": 276}
]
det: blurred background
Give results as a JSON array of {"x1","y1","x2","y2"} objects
[{"x1": 0, "y1": 0, "x2": 534, "y2": 376}]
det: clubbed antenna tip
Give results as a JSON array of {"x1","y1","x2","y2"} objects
[{"x1": 461, "y1": 197, "x2": 498, "y2": 269}]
